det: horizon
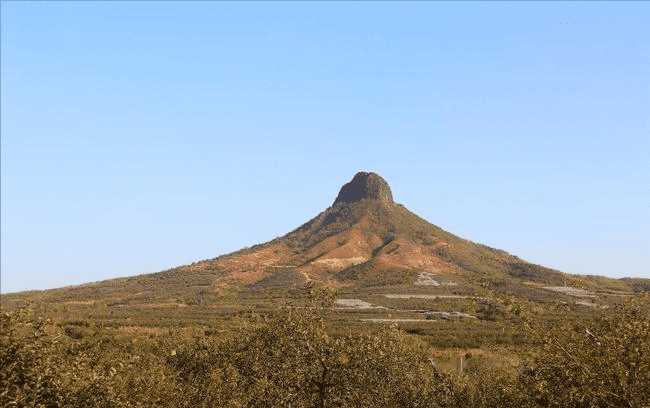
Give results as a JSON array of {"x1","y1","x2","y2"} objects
[{"x1": 2, "y1": 1, "x2": 649, "y2": 293}]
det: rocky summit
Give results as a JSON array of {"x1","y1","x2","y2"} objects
[{"x1": 333, "y1": 171, "x2": 393, "y2": 206}]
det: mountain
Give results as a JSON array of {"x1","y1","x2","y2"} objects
[
  {"x1": 209, "y1": 171, "x2": 632, "y2": 294},
  {"x1": 2, "y1": 171, "x2": 646, "y2": 334}
]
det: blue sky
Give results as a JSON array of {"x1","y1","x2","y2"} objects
[{"x1": 2, "y1": 1, "x2": 648, "y2": 293}]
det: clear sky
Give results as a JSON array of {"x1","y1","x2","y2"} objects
[{"x1": 2, "y1": 1, "x2": 649, "y2": 293}]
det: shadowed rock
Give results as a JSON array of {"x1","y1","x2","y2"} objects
[{"x1": 333, "y1": 172, "x2": 393, "y2": 206}]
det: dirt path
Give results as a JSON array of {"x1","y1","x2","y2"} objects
[{"x1": 384, "y1": 294, "x2": 484, "y2": 300}]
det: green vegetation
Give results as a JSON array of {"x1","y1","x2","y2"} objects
[{"x1": 2, "y1": 288, "x2": 649, "y2": 408}]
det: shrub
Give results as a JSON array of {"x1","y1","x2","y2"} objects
[
  {"x1": 1, "y1": 304, "x2": 66, "y2": 407},
  {"x1": 491, "y1": 292, "x2": 650, "y2": 408}
]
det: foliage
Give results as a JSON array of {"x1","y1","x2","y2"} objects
[
  {"x1": 1, "y1": 291, "x2": 457, "y2": 407},
  {"x1": 492, "y1": 292, "x2": 650, "y2": 408},
  {"x1": 0, "y1": 304, "x2": 66, "y2": 406},
  {"x1": 1, "y1": 302, "x2": 178, "y2": 407},
  {"x1": 2, "y1": 290, "x2": 649, "y2": 408},
  {"x1": 167, "y1": 288, "x2": 458, "y2": 407}
]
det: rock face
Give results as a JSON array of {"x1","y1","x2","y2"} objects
[{"x1": 333, "y1": 172, "x2": 394, "y2": 206}]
